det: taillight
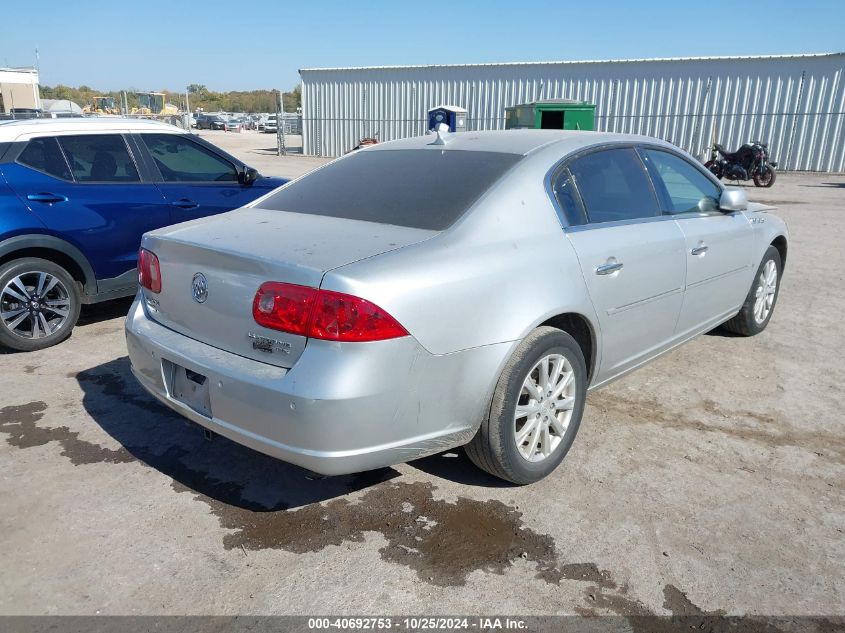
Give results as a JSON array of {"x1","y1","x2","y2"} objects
[
  {"x1": 310, "y1": 289, "x2": 408, "y2": 342},
  {"x1": 253, "y1": 282, "x2": 316, "y2": 336},
  {"x1": 252, "y1": 282, "x2": 408, "y2": 342},
  {"x1": 138, "y1": 248, "x2": 161, "y2": 293}
]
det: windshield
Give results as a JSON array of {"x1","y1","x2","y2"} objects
[{"x1": 257, "y1": 149, "x2": 522, "y2": 230}]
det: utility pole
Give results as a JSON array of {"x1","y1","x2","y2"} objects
[
  {"x1": 34, "y1": 49, "x2": 40, "y2": 111},
  {"x1": 276, "y1": 89, "x2": 286, "y2": 156},
  {"x1": 184, "y1": 88, "x2": 191, "y2": 131}
]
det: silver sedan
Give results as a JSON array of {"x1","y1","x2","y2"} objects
[{"x1": 126, "y1": 130, "x2": 788, "y2": 484}]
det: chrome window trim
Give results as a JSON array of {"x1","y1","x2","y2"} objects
[
  {"x1": 564, "y1": 214, "x2": 678, "y2": 233},
  {"x1": 671, "y1": 210, "x2": 733, "y2": 220}
]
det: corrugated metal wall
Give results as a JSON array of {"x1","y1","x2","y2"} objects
[{"x1": 300, "y1": 53, "x2": 845, "y2": 172}]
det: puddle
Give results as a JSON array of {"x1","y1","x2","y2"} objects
[
  {"x1": 197, "y1": 480, "x2": 562, "y2": 586},
  {"x1": 0, "y1": 401, "x2": 132, "y2": 465}
]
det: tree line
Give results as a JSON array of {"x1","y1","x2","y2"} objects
[{"x1": 40, "y1": 84, "x2": 301, "y2": 113}]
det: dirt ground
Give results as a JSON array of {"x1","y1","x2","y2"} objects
[{"x1": 0, "y1": 130, "x2": 843, "y2": 619}]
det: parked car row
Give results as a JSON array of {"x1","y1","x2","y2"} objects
[
  {"x1": 190, "y1": 112, "x2": 301, "y2": 134},
  {"x1": 193, "y1": 112, "x2": 268, "y2": 131},
  {"x1": 1, "y1": 120, "x2": 788, "y2": 485},
  {"x1": 0, "y1": 118, "x2": 285, "y2": 351}
]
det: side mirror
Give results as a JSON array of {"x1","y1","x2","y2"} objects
[
  {"x1": 719, "y1": 188, "x2": 748, "y2": 212},
  {"x1": 240, "y1": 166, "x2": 259, "y2": 185}
]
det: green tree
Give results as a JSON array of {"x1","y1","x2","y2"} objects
[{"x1": 283, "y1": 85, "x2": 301, "y2": 112}]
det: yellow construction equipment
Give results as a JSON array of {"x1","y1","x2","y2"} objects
[
  {"x1": 131, "y1": 92, "x2": 179, "y2": 117},
  {"x1": 83, "y1": 96, "x2": 121, "y2": 115}
]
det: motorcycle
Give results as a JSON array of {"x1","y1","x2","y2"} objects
[{"x1": 704, "y1": 141, "x2": 778, "y2": 187}]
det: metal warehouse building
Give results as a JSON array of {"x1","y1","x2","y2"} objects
[{"x1": 300, "y1": 52, "x2": 845, "y2": 172}]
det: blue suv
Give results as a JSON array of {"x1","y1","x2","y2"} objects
[{"x1": 0, "y1": 118, "x2": 286, "y2": 351}]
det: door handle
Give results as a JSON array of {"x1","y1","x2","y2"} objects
[
  {"x1": 595, "y1": 260, "x2": 623, "y2": 275},
  {"x1": 691, "y1": 243, "x2": 709, "y2": 256},
  {"x1": 171, "y1": 198, "x2": 199, "y2": 209},
  {"x1": 27, "y1": 193, "x2": 67, "y2": 204}
]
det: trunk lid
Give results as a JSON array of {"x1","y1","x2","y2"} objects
[{"x1": 141, "y1": 207, "x2": 436, "y2": 368}]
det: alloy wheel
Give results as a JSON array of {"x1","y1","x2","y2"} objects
[
  {"x1": 0, "y1": 271, "x2": 72, "y2": 340},
  {"x1": 753, "y1": 259, "x2": 778, "y2": 324},
  {"x1": 513, "y1": 353, "x2": 577, "y2": 462}
]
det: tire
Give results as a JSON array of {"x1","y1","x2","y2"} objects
[
  {"x1": 0, "y1": 258, "x2": 81, "y2": 352},
  {"x1": 465, "y1": 327, "x2": 587, "y2": 484},
  {"x1": 721, "y1": 246, "x2": 782, "y2": 336},
  {"x1": 753, "y1": 167, "x2": 777, "y2": 188},
  {"x1": 704, "y1": 160, "x2": 723, "y2": 180}
]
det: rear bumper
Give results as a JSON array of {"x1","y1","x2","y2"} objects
[{"x1": 125, "y1": 294, "x2": 510, "y2": 475}]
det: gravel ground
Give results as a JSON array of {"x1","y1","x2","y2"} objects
[{"x1": 0, "y1": 131, "x2": 843, "y2": 619}]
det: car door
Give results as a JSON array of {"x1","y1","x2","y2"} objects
[
  {"x1": 135, "y1": 132, "x2": 261, "y2": 223},
  {"x1": 3, "y1": 133, "x2": 170, "y2": 283},
  {"x1": 555, "y1": 147, "x2": 687, "y2": 381},
  {"x1": 640, "y1": 147, "x2": 755, "y2": 337}
]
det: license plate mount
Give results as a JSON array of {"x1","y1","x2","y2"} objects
[{"x1": 168, "y1": 362, "x2": 212, "y2": 418}]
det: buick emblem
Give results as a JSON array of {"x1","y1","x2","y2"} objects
[{"x1": 191, "y1": 272, "x2": 209, "y2": 303}]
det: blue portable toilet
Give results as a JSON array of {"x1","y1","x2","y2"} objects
[{"x1": 427, "y1": 105, "x2": 467, "y2": 133}]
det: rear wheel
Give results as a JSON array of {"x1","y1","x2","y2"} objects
[
  {"x1": 0, "y1": 258, "x2": 81, "y2": 351},
  {"x1": 753, "y1": 167, "x2": 777, "y2": 187},
  {"x1": 722, "y1": 246, "x2": 781, "y2": 336},
  {"x1": 465, "y1": 327, "x2": 587, "y2": 484}
]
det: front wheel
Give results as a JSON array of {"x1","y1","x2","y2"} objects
[
  {"x1": 465, "y1": 327, "x2": 587, "y2": 484},
  {"x1": 721, "y1": 246, "x2": 782, "y2": 336},
  {"x1": 0, "y1": 258, "x2": 81, "y2": 351},
  {"x1": 753, "y1": 167, "x2": 777, "y2": 187}
]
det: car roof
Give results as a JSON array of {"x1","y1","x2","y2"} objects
[
  {"x1": 364, "y1": 129, "x2": 676, "y2": 156},
  {"x1": 0, "y1": 117, "x2": 188, "y2": 142}
]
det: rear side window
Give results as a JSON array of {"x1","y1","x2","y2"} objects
[
  {"x1": 17, "y1": 137, "x2": 72, "y2": 181},
  {"x1": 142, "y1": 134, "x2": 238, "y2": 183},
  {"x1": 258, "y1": 149, "x2": 522, "y2": 230},
  {"x1": 569, "y1": 148, "x2": 658, "y2": 224},
  {"x1": 57, "y1": 134, "x2": 140, "y2": 183}
]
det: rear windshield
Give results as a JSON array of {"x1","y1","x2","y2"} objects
[{"x1": 256, "y1": 149, "x2": 522, "y2": 230}]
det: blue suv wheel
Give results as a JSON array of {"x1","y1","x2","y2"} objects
[{"x1": 0, "y1": 257, "x2": 81, "y2": 351}]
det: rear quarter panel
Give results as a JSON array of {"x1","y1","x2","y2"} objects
[{"x1": 321, "y1": 156, "x2": 600, "y2": 358}]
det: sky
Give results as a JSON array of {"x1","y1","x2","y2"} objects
[{"x1": 4, "y1": 0, "x2": 844, "y2": 92}]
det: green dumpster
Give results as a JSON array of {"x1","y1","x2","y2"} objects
[{"x1": 505, "y1": 99, "x2": 596, "y2": 131}]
